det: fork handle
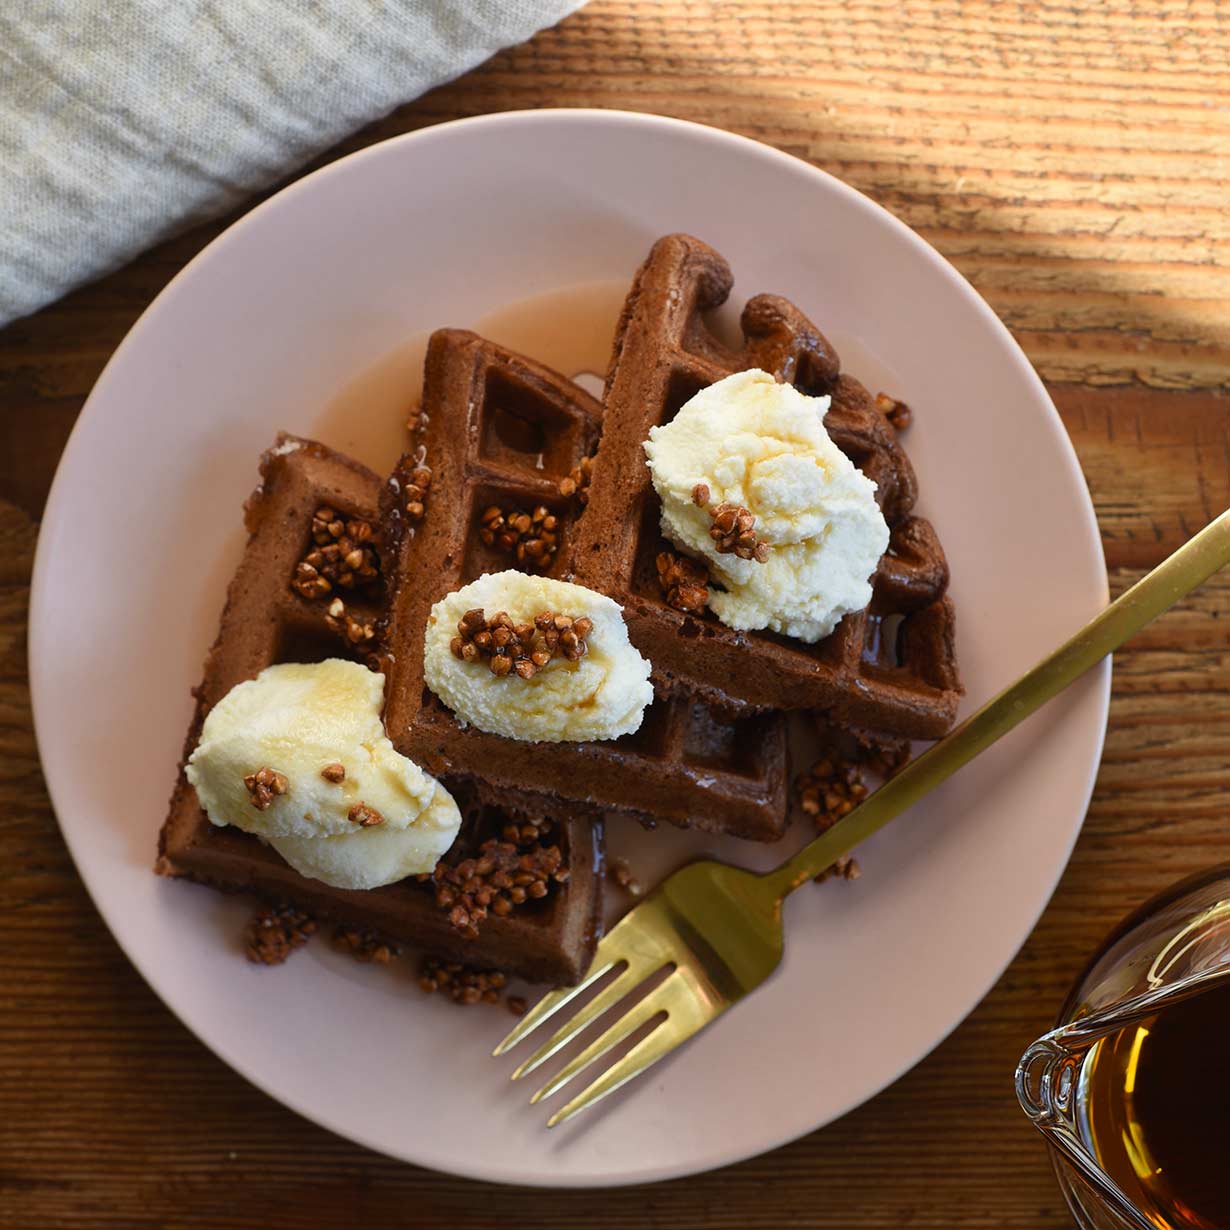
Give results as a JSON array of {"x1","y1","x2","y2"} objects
[{"x1": 761, "y1": 507, "x2": 1230, "y2": 900}]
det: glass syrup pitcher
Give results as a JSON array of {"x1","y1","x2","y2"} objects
[{"x1": 1016, "y1": 866, "x2": 1230, "y2": 1230}]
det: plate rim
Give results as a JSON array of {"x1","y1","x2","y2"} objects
[{"x1": 28, "y1": 107, "x2": 1110, "y2": 1187}]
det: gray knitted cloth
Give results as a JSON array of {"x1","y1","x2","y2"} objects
[{"x1": 0, "y1": 0, "x2": 581, "y2": 325}]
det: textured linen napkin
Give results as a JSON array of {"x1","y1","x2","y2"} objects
[{"x1": 0, "y1": 0, "x2": 583, "y2": 326}]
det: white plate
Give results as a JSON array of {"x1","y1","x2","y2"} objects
[{"x1": 30, "y1": 110, "x2": 1108, "y2": 1187}]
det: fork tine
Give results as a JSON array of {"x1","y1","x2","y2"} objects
[
  {"x1": 545, "y1": 1001, "x2": 713, "y2": 1128},
  {"x1": 529, "y1": 976, "x2": 676, "y2": 1105},
  {"x1": 509, "y1": 960, "x2": 659, "y2": 1082},
  {"x1": 491, "y1": 957, "x2": 620, "y2": 1057},
  {"x1": 494, "y1": 894, "x2": 675, "y2": 1057}
]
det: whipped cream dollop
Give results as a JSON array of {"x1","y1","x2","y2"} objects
[
  {"x1": 644, "y1": 369, "x2": 890, "y2": 641},
  {"x1": 186, "y1": 659, "x2": 460, "y2": 890},
  {"x1": 423, "y1": 570, "x2": 653, "y2": 743}
]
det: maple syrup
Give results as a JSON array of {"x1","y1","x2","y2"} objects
[{"x1": 1078, "y1": 982, "x2": 1230, "y2": 1228}]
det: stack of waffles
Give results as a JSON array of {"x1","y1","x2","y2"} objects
[{"x1": 158, "y1": 234, "x2": 961, "y2": 987}]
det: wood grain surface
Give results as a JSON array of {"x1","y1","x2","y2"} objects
[{"x1": 2, "y1": 2, "x2": 1229, "y2": 1227}]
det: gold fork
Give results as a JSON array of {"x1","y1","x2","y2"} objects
[{"x1": 495, "y1": 508, "x2": 1230, "y2": 1127}]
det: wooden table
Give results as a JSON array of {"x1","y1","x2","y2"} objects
[{"x1": 2, "y1": 3, "x2": 1227, "y2": 1225}]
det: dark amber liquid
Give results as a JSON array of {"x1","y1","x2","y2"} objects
[{"x1": 1080, "y1": 983, "x2": 1230, "y2": 1229}]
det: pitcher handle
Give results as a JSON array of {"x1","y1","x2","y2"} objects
[{"x1": 1015, "y1": 1037, "x2": 1079, "y2": 1126}]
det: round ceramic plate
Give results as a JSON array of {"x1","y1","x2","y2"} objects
[{"x1": 30, "y1": 110, "x2": 1108, "y2": 1187}]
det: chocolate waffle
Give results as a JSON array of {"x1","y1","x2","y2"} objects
[
  {"x1": 379, "y1": 330, "x2": 790, "y2": 841},
  {"x1": 156, "y1": 435, "x2": 604, "y2": 985},
  {"x1": 567, "y1": 233, "x2": 961, "y2": 739}
]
